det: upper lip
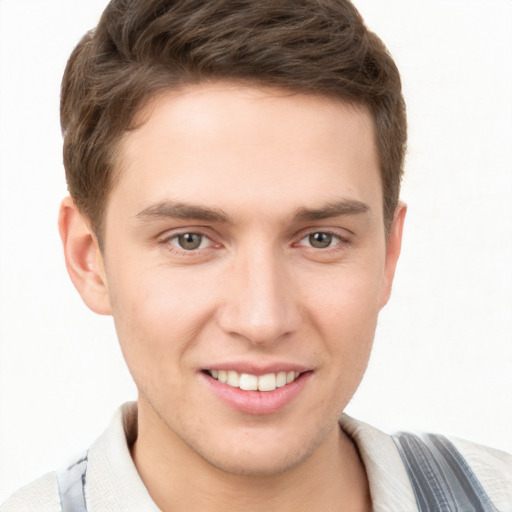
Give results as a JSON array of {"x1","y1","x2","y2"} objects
[{"x1": 201, "y1": 362, "x2": 312, "y2": 376}]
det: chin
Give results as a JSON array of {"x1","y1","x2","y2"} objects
[
  {"x1": 187, "y1": 423, "x2": 331, "y2": 478},
  {"x1": 197, "y1": 445, "x2": 311, "y2": 477}
]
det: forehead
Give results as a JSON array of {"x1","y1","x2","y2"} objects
[{"x1": 109, "y1": 83, "x2": 382, "y2": 224}]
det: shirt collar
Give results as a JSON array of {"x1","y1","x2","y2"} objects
[
  {"x1": 86, "y1": 403, "x2": 415, "y2": 511},
  {"x1": 339, "y1": 413, "x2": 416, "y2": 512},
  {"x1": 86, "y1": 402, "x2": 159, "y2": 511}
]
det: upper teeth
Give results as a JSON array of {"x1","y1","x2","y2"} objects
[{"x1": 210, "y1": 370, "x2": 300, "y2": 392}]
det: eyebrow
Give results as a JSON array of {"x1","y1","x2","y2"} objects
[
  {"x1": 135, "y1": 198, "x2": 370, "y2": 224},
  {"x1": 135, "y1": 201, "x2": 230, "y2": 223},
  {"x1": 291, "y1": 200, "x2": 370, "y2": 222}
]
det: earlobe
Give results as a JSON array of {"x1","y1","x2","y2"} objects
[
  {"x1": 380, "y1": 202, "x2": 407, "y2": 308},
  {"x1": 58, "y1": 197, "x2": 112, "y2": 315}
]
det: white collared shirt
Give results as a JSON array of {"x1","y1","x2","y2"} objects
[{"x1": 3, "y1": 402, "x2": 511, "y2": 511}]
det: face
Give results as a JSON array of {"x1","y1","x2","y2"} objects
[{"x1": 94, "y1": 84, "x2": 404, "y2": 475}]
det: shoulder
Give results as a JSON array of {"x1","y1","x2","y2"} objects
[
  {"x1": 1, "y1": 472, "x2": 61, "y2": 512},
  {"x1": 449, "y1": 435, "x2": 512, "y2": 509},
  {"x1": 1, "y1": 403, "x2": 146, "y2": 512},
  {"x1": 340, "y1": 415, "x2": 512, "y2": 512},
  {"x1": 393, "y1": 430, "x2": 512, "y2": 511}
]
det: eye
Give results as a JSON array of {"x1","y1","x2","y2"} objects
[
  {"x1": 171, "y1": 232, "x2": 210, "y2": 251},
  {"x1": 300, "y1": 231, "x2": 343, "y2": 249}
]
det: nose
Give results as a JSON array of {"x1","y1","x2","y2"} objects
[{"x1": 217, "y1": 244, "x2": 301, "y2": 346}]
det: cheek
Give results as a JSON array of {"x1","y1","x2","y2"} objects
[
  {"x1": 106, "y1": 265, "x2": 219, "y2": 369},
  {"x1": 305, "y1": 261, "x2": 384, "y2": 329},
  {"x1": 303, "y1": 264, "x2": 382, "y2": 379}
]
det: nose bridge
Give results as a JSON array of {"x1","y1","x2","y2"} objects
[{"x1": 218, "y1": 239, "x2": 299, "y2": 344}]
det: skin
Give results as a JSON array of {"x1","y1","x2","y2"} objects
[{"x1": 59, "y1": 83, "x2": 406, "y2": 511}]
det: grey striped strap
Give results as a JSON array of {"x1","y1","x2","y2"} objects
[
  {"x1": 56, "y1": 452, "x2": 88, "y2": 512},
  {"x1": 393, "y1": 433, "x2": 498, "y2": 512}
]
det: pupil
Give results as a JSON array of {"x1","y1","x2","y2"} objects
[
  {"x1": 309, "y1": 232, "x2": 332, "y2": 248},
  {"x1": 179, "y1": 233, "x2": 202, "y2": 250}
]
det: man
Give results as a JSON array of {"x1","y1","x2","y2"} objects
[{"x1": 2, "y1": 0, "x2": 510, "y2": 510}]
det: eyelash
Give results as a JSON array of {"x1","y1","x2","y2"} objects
[
  {"x1": 158, "y1": 229, "x2": 351, "y2": 256},
  {"x1": 160, "y1": 231, "x2": 217, "y2": 255},
  {"x1": 296, "y1": 231, "x2": 350, "y2": 251}
]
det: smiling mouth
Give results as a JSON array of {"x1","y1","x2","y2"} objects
[{"x1": 204, "y1": 369, "x2": 304, "y2": 392}]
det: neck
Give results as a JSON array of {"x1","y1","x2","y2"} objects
[{"x1": 131, "y1": 400, "x2": 371, "y2": 512}]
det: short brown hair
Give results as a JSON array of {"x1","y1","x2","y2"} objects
[{"x1": 61, "y1": 0, "x2": 406, "y2": 243}]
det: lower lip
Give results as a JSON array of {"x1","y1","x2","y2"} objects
[{"x1": 201, "y1": 372, "x2": 311, "y2": 415}]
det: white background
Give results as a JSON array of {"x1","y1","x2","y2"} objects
[{"x1": 1, "y1": 0, "x2": 511, "y2": 501}]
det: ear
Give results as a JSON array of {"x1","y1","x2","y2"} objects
[
  {"x1": 58, "y1": 196, "x2": 112, "y2": 315},
  {"x1": 379, "y1": 202, "x2": 407, "y2": 308}
]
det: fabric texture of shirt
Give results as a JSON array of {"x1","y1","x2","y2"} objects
[{"x1": 3, "y1": 402, "x2": 511, "y2": 511}]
